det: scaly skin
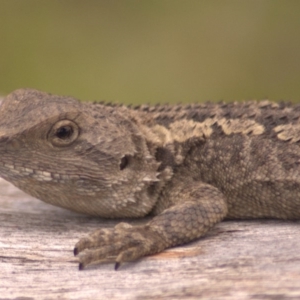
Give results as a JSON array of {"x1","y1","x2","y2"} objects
[{"x1": 0, "y1": 89, "x2": 300, "y2": 270}]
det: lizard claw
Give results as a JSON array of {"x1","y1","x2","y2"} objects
[
  {"x1": 114, "y1": 262, "x2": 121, "y2": 271},
  {"x1": 74, "y1": 222, "x2": 166, "y2": 270},
  {"x1": 73, "y1": 247, "x2": 79, "y2": 256}
]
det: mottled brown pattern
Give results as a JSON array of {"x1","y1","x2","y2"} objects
[{"x1": 0, "y1": 88, "x2": 300, "y2": 270}]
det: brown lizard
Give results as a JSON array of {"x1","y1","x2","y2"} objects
[{"x1": 0, "y1": 88, "x2": 300, "y2": 270}]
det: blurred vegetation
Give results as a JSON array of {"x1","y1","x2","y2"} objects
[{"x1": 1, "y1": 0, "x2": 300, "y2": 104}]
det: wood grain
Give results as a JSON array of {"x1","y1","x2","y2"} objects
[{"x1": 1, "y1": 178, "x2": 300, "y2": 299}]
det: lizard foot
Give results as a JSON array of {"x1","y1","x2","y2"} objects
[{"x1": 74, "y1": 222, "x2": 166, "y2": 270}]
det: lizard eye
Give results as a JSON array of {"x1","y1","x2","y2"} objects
[{"x1": 48, "y1": 120, "x2": 79, "y2": 147}]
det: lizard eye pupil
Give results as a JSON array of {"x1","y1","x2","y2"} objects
[
  {"x1": 120, "y1": 155, "x2": 129, "y2": 170},
  {"x1": 56, "y1": 126, "x2": 73, "y2": 139}
]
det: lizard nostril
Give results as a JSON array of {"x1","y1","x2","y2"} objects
[
  {"x1": 0, "y1": 136, "x2": 9, "y2": 143},
  {"x1": 0, "y1": 137, "x2": 23, "y2": 150},
  {"x1": 6, "y1": 138, "x2": 22, "y2": 150}
]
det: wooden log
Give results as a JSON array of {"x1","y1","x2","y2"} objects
[{"x1": 1, "y1": 177, "x2": 300, "y2": 299}]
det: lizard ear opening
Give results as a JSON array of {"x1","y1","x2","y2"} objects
[
  {"x1": 119, "y1": 155, "x2": 130, "y2": 170},
  {"x1": 48, "y1": 120, "x2": 79, "y2": 147}
]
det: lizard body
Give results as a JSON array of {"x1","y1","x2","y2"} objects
[{"x1": 0, "y1": 88, "x2": 300, "y2": 269}]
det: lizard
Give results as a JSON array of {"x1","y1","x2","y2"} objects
[{"x1": 0, "y1": 88, "x2": 300, "y2": 270}]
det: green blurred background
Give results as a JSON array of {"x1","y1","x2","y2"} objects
[{"x1": 1, "y1": 0, "x2": 300, "y2": 104}]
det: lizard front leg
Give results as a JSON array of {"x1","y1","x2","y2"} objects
[{"x1": 74, "y1": 182, "x2": 228, "y2": 270}]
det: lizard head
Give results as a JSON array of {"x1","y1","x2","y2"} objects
[{"x1": 0, "y1": 89, "x2": 162, "y2": 217}]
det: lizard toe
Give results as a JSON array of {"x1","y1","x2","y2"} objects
[{"x1": 74, "y1": 223, "x2": 167, "y2": 269}]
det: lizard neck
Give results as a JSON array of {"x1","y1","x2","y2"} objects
[{"x1": 125, "y1": 110, "x2": 206, "y2": 195}]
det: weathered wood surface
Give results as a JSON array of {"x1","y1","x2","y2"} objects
[{"x1": 1, "y1": 178, "x2": 300, "y2": 299}]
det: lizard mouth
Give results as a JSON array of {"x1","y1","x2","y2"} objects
[{"x1": 0, "y1": 162, "x2": 82, "y2": 183}]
